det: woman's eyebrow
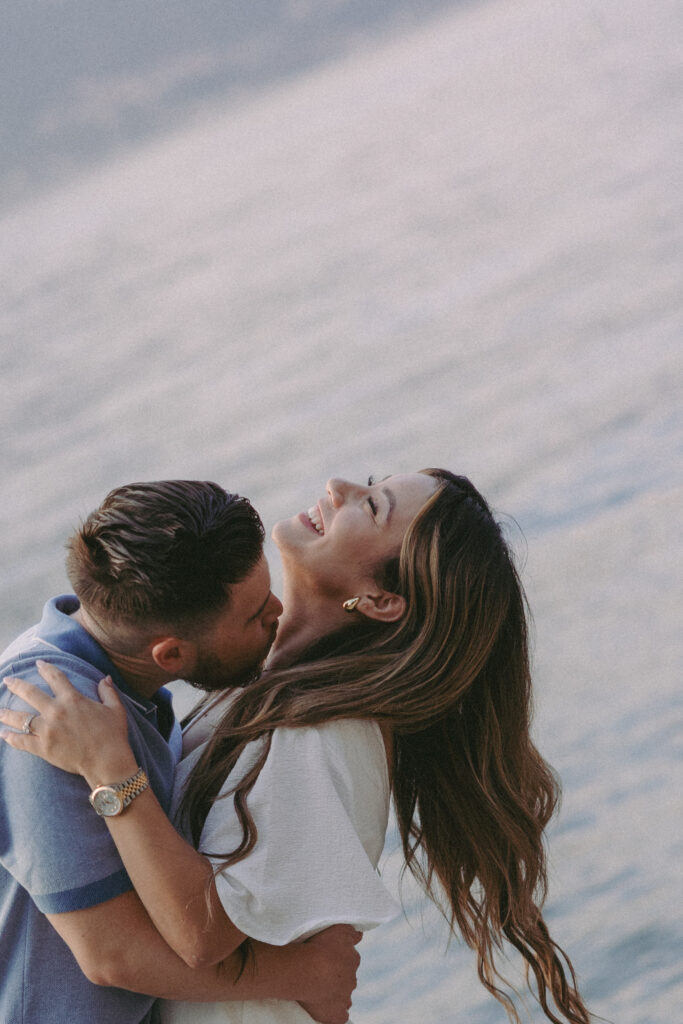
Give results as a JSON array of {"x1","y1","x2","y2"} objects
[{"x1": 382, "y1": 487, "x2": 396, "y2": 522}]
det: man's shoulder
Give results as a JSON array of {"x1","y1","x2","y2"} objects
[
  {"x1": 0, "y1": 642, "x2": 104, "y2": 697},
  {"x1": 0, "y1": 621, "x2": 46, "y2": 666},
  {"x1": 1, "y1": 598, "x2": 101, "y2": 686}
]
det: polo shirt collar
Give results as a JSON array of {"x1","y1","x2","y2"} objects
[{"x1": 39, "y1": 595, "x2": 159, "y2": 713}]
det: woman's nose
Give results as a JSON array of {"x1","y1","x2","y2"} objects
[{"x1": 326, "y1": 477, "x2": 350, "y2": 508}]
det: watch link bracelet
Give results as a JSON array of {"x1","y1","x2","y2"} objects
[{"x1": 89, "y1": 766, "x2": 149, "y2": 817}]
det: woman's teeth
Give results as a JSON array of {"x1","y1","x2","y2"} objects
[{"x1": 307, "y1": 507, "x2": 324, "y2": 534}]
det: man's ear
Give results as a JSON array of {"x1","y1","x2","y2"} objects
[
  {"x1": 355, "y1": 590, "x2": 406, "y2": 623},
  {"x1": 150, "y1": 636, "x2": 196, "y2": 675}
]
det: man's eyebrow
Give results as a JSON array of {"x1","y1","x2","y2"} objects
[
  {"x1": 247, "y1": 592, "x2": 271, "y2": 623},
  {"x1": 382, "y1": 486, "x2": 396, "y2": 523}
]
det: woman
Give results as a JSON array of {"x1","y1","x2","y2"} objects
[{"x1": 1, "y1": 470, "x2": 591, "y2": 1024}]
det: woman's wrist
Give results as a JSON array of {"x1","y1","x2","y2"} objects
[{"x1": 82, "y1": 750, "x2": 140, "y2": 789}]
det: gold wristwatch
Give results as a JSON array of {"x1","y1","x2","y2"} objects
[{"x1": 89, "y1": 766, "x2": 149, "y2": 817}]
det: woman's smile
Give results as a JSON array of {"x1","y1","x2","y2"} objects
[
  {"x1": 274, "y1": 474, "x2": 438, "y2": 601},
  {"x1": 306, "y1": 504, "x2": 324, "y2": 535}
]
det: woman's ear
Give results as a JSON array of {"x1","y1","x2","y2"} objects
[{"x1": 356, "y1": 590, "x2": 406, "y2": 623}]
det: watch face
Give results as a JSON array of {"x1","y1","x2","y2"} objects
[{"x1": 90, "y1": 787, "x2": 123, "y2": 817}]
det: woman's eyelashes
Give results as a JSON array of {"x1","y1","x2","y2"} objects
[{"x1": 367, "y1": 476, "x2": 378, "y2": 517}]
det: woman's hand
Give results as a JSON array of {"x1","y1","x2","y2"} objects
[{"x1": 0, "y1": 660, "x2": 135, "y2": 784}]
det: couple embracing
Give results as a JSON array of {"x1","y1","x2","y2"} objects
[{"x1": 0, "y1": 471, "x2": 591, "y2": 1024}]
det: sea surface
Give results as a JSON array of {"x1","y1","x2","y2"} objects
[{"x1": 1, "y1": 0, "x2": 681, "y2": 1021}]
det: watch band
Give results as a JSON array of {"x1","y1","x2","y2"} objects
[
  {"x1": 89, "y1": 766, "x2": 149, "y2": 816},
  {"x1": 112, "y1": 766, "x2": 149, "y2": 807}
]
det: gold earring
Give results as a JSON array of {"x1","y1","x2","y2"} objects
[{"x1": 342, "y1": 597, "x2": 360, "y2": 612}]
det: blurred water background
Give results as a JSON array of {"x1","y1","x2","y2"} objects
[{"x1": 1, "y1": 0, "x2": 682, "y2": 1021}]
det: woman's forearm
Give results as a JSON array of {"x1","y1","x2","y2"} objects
[
  {"x1": 86, "y1": 747, "x2": 244, "y2": 966},
  {"x1": 0, "y1": 667, "x2": 239, "y2": 964}
]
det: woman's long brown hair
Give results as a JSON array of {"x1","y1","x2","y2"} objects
[{"x1": 180, "y1": 470, "x2": 591, "y2": 1023}]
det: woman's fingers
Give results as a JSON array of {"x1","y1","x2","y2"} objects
[
  {"x1": 0, "y1": 703, "x2": 81, "y2": 771},
  {"x1": 97, "y1": 675, "x2": 124, "y2": 710},
  {"x1": 0, "y1": 724, "x2": 36, "y2": 751},
  {"x1": 1, "y1": 674, "x2": 53, "y2": 711},
  {"x1": 0, "y1": 705, "x2": 41, "y2": 735},
  {"x1": 1, "y1": 663, "x2": 131, "y2": 777},
  {"x1": 35, "y1": 658, "x2": 83, "y2": 695}
]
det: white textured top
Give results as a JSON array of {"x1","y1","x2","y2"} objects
[{"x1": 159, "y1": 717, "x2": 399, "y2": 1024}]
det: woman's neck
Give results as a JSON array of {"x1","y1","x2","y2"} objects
[{"x1": 267, "y1": 577, "x2": 347, "y2": 670}]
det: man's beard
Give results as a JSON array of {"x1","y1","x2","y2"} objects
[{"x1": 183, "y1": 651, "x2": 265, "y2": 692}]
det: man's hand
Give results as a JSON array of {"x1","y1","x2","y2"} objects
[{"x1": 298, "y1": 924, "x2": 362, "y2": 1024}]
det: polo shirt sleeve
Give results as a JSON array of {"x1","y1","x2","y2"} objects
[
  {"x1": 0, "y1": 670, "x2": 132, "y2": 914},
  {"x1": 198, "y1": 719, "x2": 399, "y2": 944}
]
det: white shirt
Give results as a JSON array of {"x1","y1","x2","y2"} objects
[{"x1": 159, "y1": 716, "x2": 399, "y2": 1024}]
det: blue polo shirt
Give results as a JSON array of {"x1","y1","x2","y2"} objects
[{"x1": 0, "y1": 596, "x2": 182, "y2": 1024}]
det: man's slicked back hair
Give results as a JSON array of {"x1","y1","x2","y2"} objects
[{"x1": 66, "y1": 480, "x2": 265, "y2": 631}]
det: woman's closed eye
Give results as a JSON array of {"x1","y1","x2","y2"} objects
[{"x1": 366, "y1": 476, "x2": 379, "y2": 516}]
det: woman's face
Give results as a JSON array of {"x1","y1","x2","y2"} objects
[{"x1": 273, "y1": 472, "x2": 438, "y2": 598}]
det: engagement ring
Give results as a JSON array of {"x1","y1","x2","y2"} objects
[{"x1": 22, "y1": 713, "x2": 38, "y2": 735}]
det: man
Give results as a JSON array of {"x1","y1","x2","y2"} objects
[{"x1": 0, "y1": 480, "x2": 359, "y2": 1024}]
